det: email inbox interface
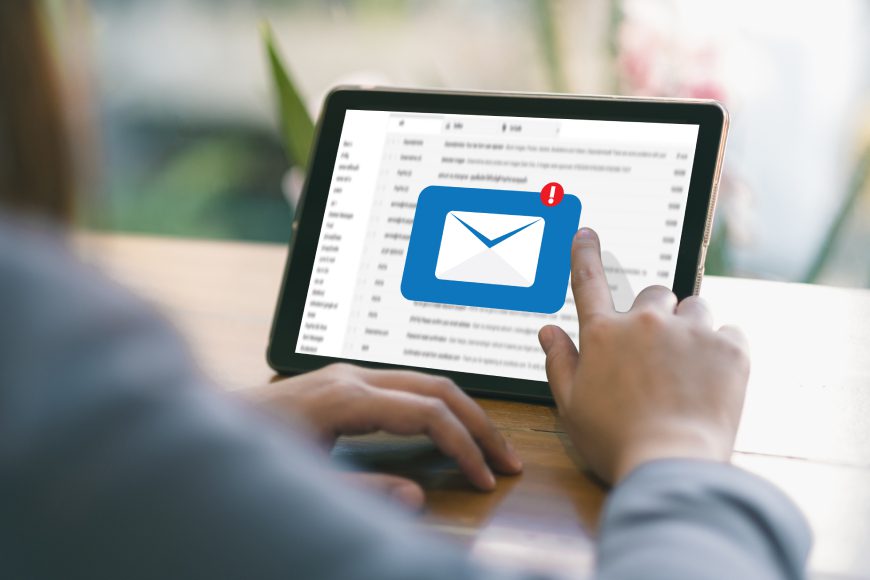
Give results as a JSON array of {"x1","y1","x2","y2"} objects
[
  {"x1": 297, "y1": 111, "x2": 700, "y2": 382},
  {"x1": 401, "y1": 186, "x2": 582, "y2": 314}
]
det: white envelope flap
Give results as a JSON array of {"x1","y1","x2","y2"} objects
[{"x1": 435, "y1": 211, "x2": 545, "y2": 287}]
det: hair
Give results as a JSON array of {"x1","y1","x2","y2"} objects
[{"x1": 0, "y1": 1, "x2": 74, "y2": 223}]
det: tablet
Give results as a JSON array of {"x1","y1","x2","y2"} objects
[{"x1": 268, "y1": 87, "x2": 728, "y2": 402}]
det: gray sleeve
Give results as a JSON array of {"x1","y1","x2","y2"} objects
[
  {"x1": 596, "y1": 460, "x2": 812, "y2": 580},
  {"x1": 0, "y1": 222, "x2": 528, "y2": 580},
  {"x1": 0, "y1": 221, "x2": 809, "y2": 580}
]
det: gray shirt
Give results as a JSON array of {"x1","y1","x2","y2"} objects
[{"x1": 0, "y1": 218, "x2": 810, "y2": 579}]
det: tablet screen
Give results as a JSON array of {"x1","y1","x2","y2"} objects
[{"x1": 295, "y1": 110, "x2": 699, "y2": 382}]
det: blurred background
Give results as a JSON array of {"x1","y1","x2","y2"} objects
[{"x1": 48, "y1": 0, "x2": 870, "y2": 286}]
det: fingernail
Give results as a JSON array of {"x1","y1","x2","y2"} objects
[
  {"x1": 506, "y1": 441, "x2": 523, "y2": 471},
  {"x1": 538, "y1": 326, "x2": 553, "y2": 352},
  {"x1": 576, "y1": 227, "x2": 594, "y2": 240},
  {"x1": 477, "y1": 469, "x2": 496, "y2": 491},
  {"x1": 391, "y1": 485, "x2": 425, "y2": 511}
]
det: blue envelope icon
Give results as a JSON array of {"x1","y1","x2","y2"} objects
[{"x1": 401, "y1": 186, "x2": 582, "y2": 313}]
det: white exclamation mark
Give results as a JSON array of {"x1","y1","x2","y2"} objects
[{"x1": 548, "y1": 185, "x2": 557, "y2": 205}]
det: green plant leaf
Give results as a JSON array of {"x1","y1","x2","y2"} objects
[
  {"x1": 262, "y1": 23, "x2": 314, "y2": 170},
  {"x1": 532, "y1": 0, "x2": 567, "y2": 93}
]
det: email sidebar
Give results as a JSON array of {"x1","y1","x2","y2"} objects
[{"x1": 401, "y1": 186, "x2": 582, "y2": 313}]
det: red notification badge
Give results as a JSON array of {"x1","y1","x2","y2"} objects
[{"x1": 540, "y1": 182, "x2": 565, "y2": 207}]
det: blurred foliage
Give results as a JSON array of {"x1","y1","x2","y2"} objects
[
  {"x1": 532, "y1": 0, "x2": 567, "y2": 93},
  {"x1": 803, "y1": 142, "x2": 870, "y2": 283},
  {"x1": 101, "y1": 125, "x2": 292, "y2": 242},
  {"x1": 263, "y1": 23, "x2": 315, "y2": 170},
  {"x1": 100, "y1": 21, "x2": 321, "y2": 243},
  {"x1": 607, "y1": 0, "x2": 624, "y2": 93},
  {"x1": 704, "y1": 222, "x2": 729, "y2": 277},
  {"x1": 65, "y1": 1, "x2": 868, "y2": 286}
]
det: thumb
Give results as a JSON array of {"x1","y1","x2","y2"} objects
[{"x1": 538, "y1": 325, "x2": 578, "y2": 409}]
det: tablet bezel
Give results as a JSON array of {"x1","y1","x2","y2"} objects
[{"x1": 267, "y1": 87, "x2": 728, "y2": 402}]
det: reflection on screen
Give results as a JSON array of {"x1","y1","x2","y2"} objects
[{"x1": 296, "y1": 110, "x2": 699, "y2": 381}]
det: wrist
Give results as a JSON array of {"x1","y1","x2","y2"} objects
[{"x1": 612, "y1": 425, "x2": 734, "y2": 483}]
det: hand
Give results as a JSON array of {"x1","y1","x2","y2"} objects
[
  {"x1": 248, "y1": 364, "x2": 523, "y2": 497},
  {"x1": 538, "y1": 228, "x2": 750, "y2": 484}
]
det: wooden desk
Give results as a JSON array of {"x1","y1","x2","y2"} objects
[{"x1": 79, "y1": 233, "x2": 870, "y2": 579}]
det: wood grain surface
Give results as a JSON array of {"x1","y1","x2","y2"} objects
[{"x1": 77, "y1": 233, "x2": 870, "y2": 579}]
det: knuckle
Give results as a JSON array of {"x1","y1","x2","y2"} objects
[
  {"x1": 321, "y1": 365, "x2": 366, "y2": 394},
  {"x1": 644, "y1": 286, "x2": 677, "y2": 306},
  {"x1": 572, "y1": 263, "x2": 602, "y2": 286},
  {"x1": 432, "y1": 375, "x2": 460, "y2": 398},
  {"x1": 331, "y1": 378, "x2": 368, "y2": 399},
  {"x1": 581, "y1": 314, "x2": 611, "y2": 340},
  {"x1": 687, "y1": 324, "x2": 708, "y2": 343},
  {"x1": 635, "y1": 308, "x2": 667, "y2": 329},
  {"x1": 681, "y1": 295, "x2": 707, "y2": 309},
  {"x1": 731, "y1": 341, "x2": 751, "y2": 367},
  {"x1": 422, "y1": 398, "x2": 450, "y2": 421},
  {"x1": 717, "y1": 336, "x2": 750, "y2": 370},
  {"x1": 325, "y1": 362, "x2": 353, "y2": 377}
]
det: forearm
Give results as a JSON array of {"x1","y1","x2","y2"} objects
[
  {"x1": 0, "y1": 220, "x2": 536, "y2": 580},
  {"x1": 596, "y1": 460, "x2": 811, "y2": 580}
]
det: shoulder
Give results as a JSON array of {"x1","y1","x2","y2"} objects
[
  {"x1": 0, "y1": 214, "x2": 151, "y2": 319},
  {"x1": 0, "y1": 213, "x2": 189, "y2": 375},
  {"x1": 0, "y1": 214, "x2": 114, "y2": 308},
  {"x1": 0, "y1": 214, "x2": 75, "y2": 287}
]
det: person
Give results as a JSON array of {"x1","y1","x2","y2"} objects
[{"x1": 0, "y1": 3, "x2": 810, "y2": 579}]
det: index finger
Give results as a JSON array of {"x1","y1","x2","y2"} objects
[
  {"x1": 358, "y1": 369, "x2": 522, "y2": 475},
  {"x1": 570, "y1": 228, "x2": 614, "y2": 324},
  {"x1": 352, "y1": 388, "x2": 498, "y2": 491}
]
